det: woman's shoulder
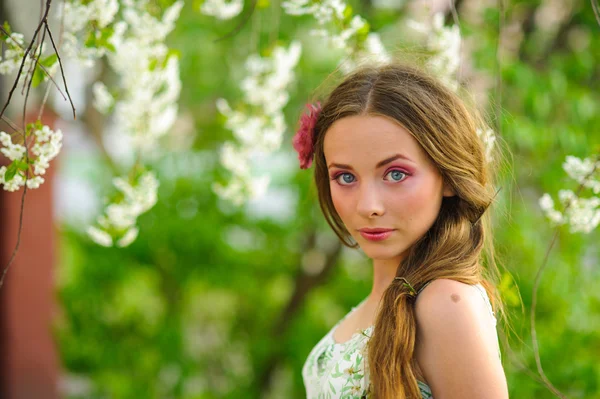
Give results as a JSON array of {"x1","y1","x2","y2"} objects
[
  {"x1": 414, "y1": 279, "x2": 493, "y2": 326},
  {"x1": 412, "y1": 279, "x2": 507, "y2": 396}
]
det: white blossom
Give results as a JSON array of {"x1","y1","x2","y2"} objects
[
  {"x1": 539, "y1": 155, "x2": 600, "y2": 234},
  {"x1": 200, "y1": 0, "x2": 244, "y2": 20},
  {"x1": 0, "y1": 166, "x2": 25, "y2": 192},
  {"x1": 123, "y1": 1, "x2": 183, "y2": 45},
  {"x1": 108, "y1": 2, "x2": 183, "y2": 153},
  {"x1": 538, "y1": 193, "x2": 565, "y2": 225},
  {"x1": 339, "y1": 32, "x2": 390, "y2": 74},
  {"x1": 364, "y1": 33, "x2": 390, "y2": 63},
  {"x1": 88, "y1": 171, "x2": 159, "y2": 247},
  {"x1": 220, "y1": 142, "x2": 251, "y2": 176},
  {"x1": 212, "y1": 177, "x2": 246, "y2": 206},
  {"x1": 283, "y1": 0, "x2": 345, "y2": 23},
  {"x1": 240, "y1": 42, "x2": 301, "y2": 116},
  {"x1": 31, "y1": 126, "x2": 63, "y2": 169},
  {"x1": 91, "y1": 0, "x2": 119, "y2": 28},
  {"x1": 0, "y1": 33, "x2": 36, "y2": 76},
  {"x1": 563, "y1": 155, "x2": 600, "y2": 194},
  {"x1": 214, "y1": 42, "x2": 301, "y2": 205},
  {"x1": 60, "y1": 0, "x2": 118, "y2": 65},
  {"x1": 282, "y1": 0, "x2": 388, "y2": 74},
  {"x1": 0, "y1": 133, "x2": 26, "y2": 161},
  {"x1": 62, "y1": 1, "x2": 94, "y2": 33},
  {"x1": 26, "y1": 176, "x2": 45, "y2": 189},
  {"x1": 87, "y1": 226, "x2": 114, "y2": 247},
  {"x1": 117, "y1": 226, "x2": 139, "y2": 247},
  {"x1": 408, "y1": 12, "x2": 462, "y2": 91},
  {"x1": 92, "y1": 82, "x2": 115, "y2": 114},
  {"x1": 0, "y1": 126, "x2": 61, "y2": 192},
  {"x1": 73, "y1": 1, "x2": 183, "y2": 246}
]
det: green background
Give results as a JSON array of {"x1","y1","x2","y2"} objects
[{"x1": 55, "y1": 0, "x2": 600, "y2": 397}]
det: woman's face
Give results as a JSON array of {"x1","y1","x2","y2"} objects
[{"x1": 323, "y1": 114, "x2": 455, "y2": 262}]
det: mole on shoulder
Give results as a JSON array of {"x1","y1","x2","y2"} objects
[{"x1": 451, "y1": 293, "x2": 461, "y2": 303}]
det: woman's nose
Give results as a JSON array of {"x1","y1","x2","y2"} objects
[{"x1": 356, "y1": 181, "x2": 385, "y2": 218}]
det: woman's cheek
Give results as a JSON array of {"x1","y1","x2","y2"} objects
[{"x1": 330, "y1": 187, "x2": 349, "y2": 222}]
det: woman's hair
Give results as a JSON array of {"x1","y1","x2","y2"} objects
[{"x1": 311, "y1": 62, "x2": 507, "y2": 398}]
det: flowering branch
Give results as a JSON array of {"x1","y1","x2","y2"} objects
[
  {"x1": 0, "y1": 0, "x2": 72, "y2": 289},
  {"x1": 533, "y1": 153, "x2": 600, "y2": 398},
  {"x1": 212, "y1": 42, "x2": 302, "y2": 205},
  {"x1": 0, "y1": 0, "x2": 57, "y2": 118},
  {"x1": 282, "y1": 0, "x2": 390, "y2": 73}
]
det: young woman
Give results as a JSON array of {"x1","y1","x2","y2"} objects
[{"x1": 294, "y1": 63, "x2": 509, "y2": 398}]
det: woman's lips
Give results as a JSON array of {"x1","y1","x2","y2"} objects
[{"x1": 359, "y1": 230, "x2": 395, "y2": 241}]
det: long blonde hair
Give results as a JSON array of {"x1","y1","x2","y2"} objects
[{"x1": 311, "y1": 62, "x2": 506, "y2": 398}]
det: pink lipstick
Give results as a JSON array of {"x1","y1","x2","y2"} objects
[{"x1": 358, "y1": 228, "x2": 395, "y2": 242}]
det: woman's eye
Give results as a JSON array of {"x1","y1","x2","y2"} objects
[
  {"x1": 331, "y1": 170, "x2": 408, "y2": 185},
  {"x1": 333, "y1": 173, "x2": 355, "y2": 185},
  {"x1": 386, "y1": 169, "x2": 408, "y2": 182}
]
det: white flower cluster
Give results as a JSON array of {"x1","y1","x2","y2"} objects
[
  {"x1": 282, "y1": 0, "x2": 389, "y2": 73},
  {"x1": 0, "y1": 30, "x2": 57, "y2": 83},
  {"x1": 283, "y1": 0, "x2": 345, "y2": 22},
  {"x1": 92, "y1": 81, "x2": 114, "y2": 114},
  {"x1": 61, "y1": 0, "x2": 121, "y2": 67},
  {"x1": 0, "y1": 126, "x2": 63, "y2": 191},
  {"x1": 311, "y1": 15, "x2": 367, "y2": 52},
  {"x1": 106, "y1": 1, "x2": 183, "y2": 152},
  {"x1": 408, "y1": 12, "x2": 461, "y2": 91},
  {"x1": 563, "y1": 155, "x2": 600, "y2": 193},
  {"x1": 538, "y1": 155, "x2": 600, "y2": 234},
  {"x1": 338, "y1": 32, "x2": 390, "y2": 74},
  {"x1": 200, "y1": 0, "x2": 243, "y2": 20},
  {"x1": 83, "y1": 1, "x2": 183, "y2": 247},
  {"x1": 213, "y1": 42, "x2": 302, "y2": 205},
  {"x1": 0, "y1": 32, "x2": 30, "y2": 74},
  {"x1": 87, "y1": 171, "x2": 159, "y2": 247}
]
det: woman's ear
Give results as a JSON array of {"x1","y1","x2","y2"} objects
[{"x1": 442, "y1": 182, "x2": 456, "y2": 197}]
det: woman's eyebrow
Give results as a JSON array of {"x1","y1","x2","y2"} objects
[{"x1": 328, "y1": 153, "x2": 413, "y2": 170}]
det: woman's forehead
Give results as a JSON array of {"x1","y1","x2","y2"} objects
[{"x1": 323, "y1": 115, "x2": 427, "y2": 166}]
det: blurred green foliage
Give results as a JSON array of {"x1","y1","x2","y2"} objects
[{"x1": 55, "y1": 0, "x2": 600, "y2": 398}]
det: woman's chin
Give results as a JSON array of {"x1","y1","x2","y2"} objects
[{"x1": 359, "y1": 243, "x2": 406, "y2": 261}]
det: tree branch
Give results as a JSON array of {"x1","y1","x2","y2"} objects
[
  {"x1": 214, "y1": 0, "x2": 257, "y2": 43},
  {"x1": 257, "y1": 228, "x2": 343, "y2": 393}
]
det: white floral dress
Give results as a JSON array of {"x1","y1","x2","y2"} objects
[{"x1": 301, "y1": 283, "x2": 499, "y2": 399}]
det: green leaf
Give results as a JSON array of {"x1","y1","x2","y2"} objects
[
  {"x1": 41, "y1": 53, "x2": 58, "y2": 68},
  {"x1": 356, "y1": 21, "x2": 370, "y2": 42},
  {"x1": 2, "y1": 21, "x2": 11, "y2": 38},
  {"x1": 343, "y1": 5, "x2": 353, "y2": 20},
  {"x1": 31, "y1": 64, "x2": 45, "y2": 88},
  {"x1": 84, "y1": 30, "x2": 97, "y2": 48},
  {"x1": 256, "y1": 0, "x2": 269, "y2": 8},
  {"x1": 4, "y1": 162, "x2": 18, "y2": 182},
  {"x1": 16, "y1": 160, "x2": 29, "y2": 171},
  {"x1": 329, "y1": 380, "x2": 337, "y2": 394}
]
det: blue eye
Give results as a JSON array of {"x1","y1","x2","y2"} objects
[
  {"x1": 386, "y1": 170, "x2": 407, "y2": 182},
  {"x1": 334, "y1": 173, "x2": 355, "y2": 185},
  {"x1": 331, "y1": 170, "x2": 408, "y2": 186}
]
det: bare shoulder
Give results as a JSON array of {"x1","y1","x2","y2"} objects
[
  {"x1": 413, "y1": 279, "x2": 508, "y2": 398},
  {"x1": 415, "y1": 279, "x2": 486, "y2": 320}
]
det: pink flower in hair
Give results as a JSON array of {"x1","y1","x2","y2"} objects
[{"x1": 292, "y1": 101, "x2": 321, "y2": 169}]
